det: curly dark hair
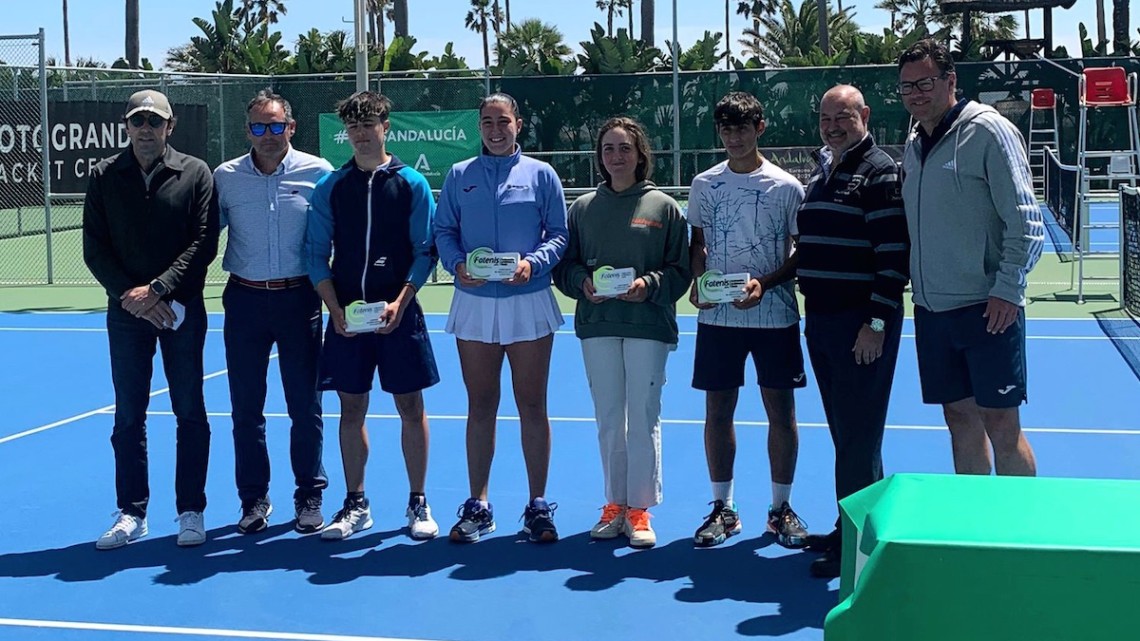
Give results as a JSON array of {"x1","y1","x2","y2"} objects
[{"x1": 336, "y1": 91, "x2": 393, "y2": 123}]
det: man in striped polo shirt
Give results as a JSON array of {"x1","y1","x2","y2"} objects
[
  {"x1": 214, "y1": 90, "x2": 334, "y2": 535},
  {"x1": 796, "y1": 84, "x2": 910, "y2": 579}
]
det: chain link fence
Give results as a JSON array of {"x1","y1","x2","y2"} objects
[
  {"x1": 0, "y1": 32, "x2": 51, "y2": 284},
  {"x1": 3, "y1": 56, "x2": 1139, "y2": 286}
]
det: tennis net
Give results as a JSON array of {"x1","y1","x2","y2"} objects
[{"x1": 1122, "y1": 186, "x2": 1140, "y2": 318}]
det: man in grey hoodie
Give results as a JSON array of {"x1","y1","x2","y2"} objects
[{"x1": 897, "y1": 39, "x2": 1044, "y2": 476}]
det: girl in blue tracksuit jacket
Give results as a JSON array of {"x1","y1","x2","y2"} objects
[{"x1": 433, "y1": 93, "x2": 568, "y2": 545}]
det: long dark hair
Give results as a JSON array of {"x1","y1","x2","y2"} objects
[{"x1": 595, "y1": 116, "x2": 654, "y2": 186}]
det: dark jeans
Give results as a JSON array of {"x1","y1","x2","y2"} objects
[
  {"x1": 804, "y1": 307, "x2": 903, "y2": 532},
  {"x1": 223, "y1": 281, "x2": 327, "y2": 505},
  {"x1": 107, "y1": 296, "x2": 210, "y2": 518}
]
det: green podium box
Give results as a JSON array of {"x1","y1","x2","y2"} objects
[{"x1": 825, "y1": 474, "x2": 1140, "y2": 641}]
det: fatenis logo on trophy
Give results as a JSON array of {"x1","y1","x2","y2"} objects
[
  {"x1": 466, "y1": 247, "x2": 521, "y2": 281},
  {"x1": 592, "y1": 266, "x2": 636, "y2": 298},
  {"x1": 344, "y1": 300, "x2": 388, "y2": 333},
  {"x1": 697, "y1": 270, "x2": 750, "y2": 304}
]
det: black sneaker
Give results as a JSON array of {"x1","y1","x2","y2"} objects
[
  {"x1": 693, "y1": 500, "x2": 742, "y2": 547},
  {"x1": 521, "y1": 498, "x2": 558, "y2": 543},
  {"x1": 449, "y1": 498, "x2": 496, "y2": 543},
  {"x1": 293, "y1": 494, "x2": 325, "y2": 534},
  {"x1": 810, "y1": 544, "x2": 842, "y2": 579},
  {"x1": 238, "y1": 497, "x2": 272, "y2": 534},
  {"x1": 767, "y1": 501, "x2": 808, "y2": 548},
  {"x1": 805, "y1": 528, "x2": 840, "y2": 553}
]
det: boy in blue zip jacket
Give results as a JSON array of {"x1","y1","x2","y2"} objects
[{"x1": 306, "y1": 91, "x2": 441, "y2": 542}]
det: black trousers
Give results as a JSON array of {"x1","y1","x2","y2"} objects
[
  {"x1": 804, "y1": 307, "x2": 903, "y2": 532},
  {"x1": 107, "y1": 296, "x2": 210, "y2": 518},
  {"x1": 223, "y1": 281, "x2": 327, "y2": 505}
]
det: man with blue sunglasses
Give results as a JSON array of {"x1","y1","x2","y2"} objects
[{"x1": 213, "y1": 89, "x2": 334, "y2": 536}]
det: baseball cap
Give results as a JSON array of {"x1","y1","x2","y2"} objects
[{"x1": 124, "y1": 90, "x2": 174, "y2": 120}]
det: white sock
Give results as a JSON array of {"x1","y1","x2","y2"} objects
[
  {"x1": 712, "y1": 480, "x2": 734, "y2": 507},
  {"x1": 771, "y1": 482, "x2": 792, "y2": 509}
]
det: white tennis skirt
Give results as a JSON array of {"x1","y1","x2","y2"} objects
[{"x1": 445, "y1": 288, "x2": 564, "y2": 345}]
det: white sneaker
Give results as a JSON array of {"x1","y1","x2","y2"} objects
[
  {"x1": 624, "y1": 508, "x2": 657, "y2": 549},
  {"x1": 96, "y1": 512, "x2": 148, "y2": 550},
  {"x1": 176, "y1": 511, "x2": 206, "y2": 547},
  {"x1": 406, "y1": 500, "x2": 439, "y2": 540},
  {"x1": 320, "y1": 499, "x2": 373, "y2": 541}
]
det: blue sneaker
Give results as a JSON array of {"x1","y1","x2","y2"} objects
[
  {"x1": 449, "y1": 498, "x2": 495, "y2": 543},
  {"x1": 521, "y1": 498, "x2": 559, "y2": 543}
]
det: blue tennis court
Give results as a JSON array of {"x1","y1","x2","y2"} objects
[
  {"x1": 1044, "y1": 200, "x2": 1122, "y2": 255},
  {"x1": 1, "y1": 310, "x2": 1138, "y2": 641}
]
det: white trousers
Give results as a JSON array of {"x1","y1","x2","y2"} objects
[{"x1": 580, "y1": 336, "x2": 671, "y2": 509}]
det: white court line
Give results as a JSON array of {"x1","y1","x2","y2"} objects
[
  {"x1": 0, "y1": 617, "x2": 442, "y2": 641},
  {"x1": 0, "y1": 364, "x2": 246, "y2": 446},
  {"x1": 1, "y1": 327, "x2": 1135, "y2": 341},
  {"x1": 128, "y1": 411, "x2": 1140, "y2": 436},
  {"x1": 0, "y1": 327, "x2": 226, "y2": 333}
]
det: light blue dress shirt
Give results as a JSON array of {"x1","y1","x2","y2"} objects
[{"x1": 214, "y1": 146, "x2": 333, "y2": 280}]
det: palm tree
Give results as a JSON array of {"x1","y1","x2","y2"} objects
[
  {"x1": 236, "y1": 0, "x2": 287, "y2": 30},
  {"x1": 874, "y1": 0, "x2": 903, "y2": 34},
  {"x1": 496, "y1": 18, "x2": 574, "y2": 74},
  {"x1": 817, "y1": 0, "x2": 830, "y2": 54},
  {"x1": 725, "y1": 0, "x2": 732, "y2": 67},
  {"x1": 125, "y1": 0, "x2": 140, "y2": 68},
  {"x1": 367, "y1": 0, "x2": 391, "y2": 56},
  {"x1": 1111, "y1": 0, "x2": 1129, "y2": 54},
  {"x1": 393, "y1": 0, "x2": 408, "y2": 37},
  {"x1": 504, "y1": 0, "x2": 512, "y2": 32},
  {"x1": 641, "y1": 0, "x2": 655, "y2": 45},
  {"x1": 1095, "y1": 0, "x2": 1106, "y2": 48},
  {"x1": 492, "y1": 0, "x2": 503, "y2": 40},
  {"x1": 597, "y1": 0, "x2": 622, "y2": 37},
  {"x1": 465, "y1": 0, "x2": 494, "y2": 70},
  {"x1": 62, "y1": 0, "x2": 71, "y2": 66},
  {"x1": 736, "y1": 1, "x2": 777, "y2": 63},
  {"x1": 740, "y1": 0, "x2": 856, "y2": 66},
  {"x1": 896, "y1": 0, "x2": 943, "y2": 37},
  {"x1": 626, "y1": 0, "x2": 635, "y2": 35}
]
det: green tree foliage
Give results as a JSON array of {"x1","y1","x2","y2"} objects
[
  {"x1": 577, "y1": 23, "x2": 663, "y2": 73},
  {"x1": 661, "y1": 31, "x2": 728, "y2": 71},
  {"x1": 165, "y1": 0, "x2": 290, "y2": 73},
  {"x1": 291, "y1": 29, "x2": 358, "y2": 74},
  {"x1": 739, "y1": 0, "x2": 858, "y2": 67},
  {"x1": 496, "y1": 18, "x2": 576, "y2": 76}
]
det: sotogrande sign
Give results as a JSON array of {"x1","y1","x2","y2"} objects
[{"x1": 318, "y1": 110, "x2": 481, "y2": 189}]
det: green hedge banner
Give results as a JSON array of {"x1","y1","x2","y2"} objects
[{"x1": 318, "y1": 110, "x2": 480, "y2": 188}]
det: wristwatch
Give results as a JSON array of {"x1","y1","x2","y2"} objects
[
  {"x1": 869, "y1": 318, "x2": 885, "y2": 332},
  {"x1": 149, "y1": 279, "x2": 169, "y2": 297}
]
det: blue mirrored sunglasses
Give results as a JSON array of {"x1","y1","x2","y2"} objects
[{"x1": 249, "y1": 122, "x2": 288, "y2": 137}]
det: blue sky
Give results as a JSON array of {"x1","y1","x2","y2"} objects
[{"x1": 7, "y1": 0, "x2": 1104, "y2": 70}]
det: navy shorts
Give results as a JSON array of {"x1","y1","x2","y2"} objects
[
  {"x1": 914, "y1": 303, "x2": 1027, "y2": 408},
  {"x1": 318, "y1": 300, "x2": 440, "y2": 396},
  {"x1": 692, "y1": 323, "x2": 806, "y2": 391}
]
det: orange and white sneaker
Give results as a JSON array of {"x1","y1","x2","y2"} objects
[
  {"x1": 589, "y1": 504, "x2": 625, "y2": 540},
  {"x1": 624, "y1": 508, "x2": 656, "y2": 549}
]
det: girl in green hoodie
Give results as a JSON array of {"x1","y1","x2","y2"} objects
[{"x1": 554, "y1": 117, "x2": 692, "y2": 548}]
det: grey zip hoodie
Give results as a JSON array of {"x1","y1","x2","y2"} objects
[{"x1": 901, "y1": 100, "x2": 1045, "y2": 312}]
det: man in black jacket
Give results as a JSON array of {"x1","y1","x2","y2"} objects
[
  {"x1": 83, "y1": 90, "x2": 219, "y2": 550},
  {"x1": 796, "y1": 84, "x2": 910, "y2": 578}
]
